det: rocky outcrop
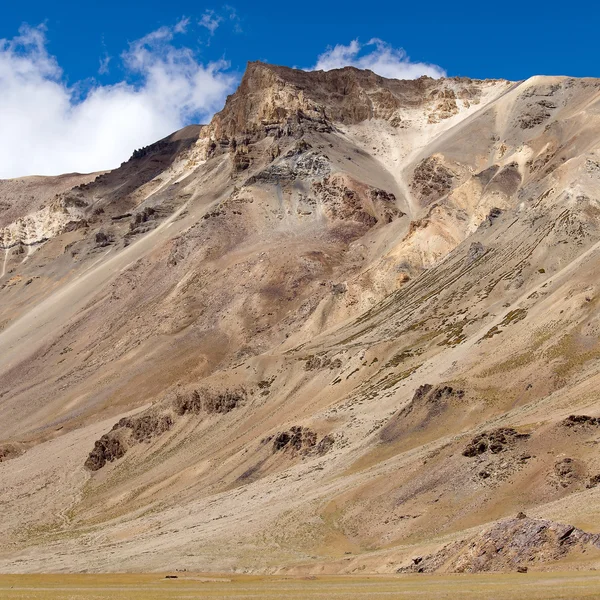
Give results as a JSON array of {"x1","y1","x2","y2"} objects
[
  {"x1": 380, "y1": 383, "x2": 465, "y2": 443},
  {"x1": 0, "y1": 200, "x2": 87, "y2": 250},
  {"x1": 400, "y1": 517, "x2": 600, "y2": 573},
  {"x1": 85, "y1": 387, "x2": 247, "y2": 471},
  {"x1": 563, "y1": 415, "x2": 600, "y2": 428},
  {"x1": 313, "y1": 175, "x2": 402, "y2": 227},
  {"x1": 196, "y1": 61, "x2": 507, "y2": 159},
  {"x1": 551, "y1": 457, "x2": 585, "y2": 488},
  {"x1": 84, "y1": 432, "x2": 128, "y2": 471},
  {"x1": 173, "y1": 387, "x2": 247, "y2": 416},
  {"x1": 462, "y1": 428, "x2": 530, "y2": 457},
  {"x1": 85, "y1": 412, "x2": 174, "y2": 471},
  {"x1": 271, "y1": 426, "x2": 334, "y2": 456},
  {"x1": 410, "y1": 155, "x2": 456, "y2": 205}
]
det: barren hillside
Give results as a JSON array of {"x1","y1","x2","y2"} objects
[{"x1": 2, "y1": 63, "x2": 600, "y2": 574}]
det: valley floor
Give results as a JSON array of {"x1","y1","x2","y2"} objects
[{"x1": 1, "y1": 572, "x2": 600, "y2": 599}]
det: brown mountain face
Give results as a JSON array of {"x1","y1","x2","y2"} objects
[{"x1": 2, "y1": 62, "x2": 600, "y2": 574}]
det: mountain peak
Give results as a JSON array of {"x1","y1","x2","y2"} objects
[{"x1": 201, "y1": 61, "x2": 512, "y2": 146}]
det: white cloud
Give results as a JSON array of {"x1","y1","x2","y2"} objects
[
  {"x1": 224, "y1": 5, "x2": 242, "y2": 33},
  {"x1": 173, "y1": 17, "x2": 190, "y2": 34},
  {"x1": 199, "y1": 10, "x2": 222, "y2": 35},
  {"x1": 313, "y1": 38, "x2": 446, "y2": 80},
  {"x1": 0, "y1": 23, "x2": 237, "y2": 178},
  {"x1": 98, "y1": 54, "x2": 111, "y2": 75}
]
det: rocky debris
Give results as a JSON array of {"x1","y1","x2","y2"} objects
[
  {"x1": 486, "y1": 162, "x2": 522, "y2": 196},
  {"x1": 482, "y1": 206, "x2": 503, "y2": 228},
  {"x1": 246, "y1": 150, "x2": 330, "y2": 185},
  {"x1": 304, "y1": 356, "x2": 322, "y2": 371},
  {"x1": 95, "y1": 231, "x2": 112, "y2": 247},
  {"x1": 401, "y1": 384, "x2": 465, "y2": 417},
  {"x1": 369, "y1": 189, "x2": 404, "y2": 224},
  {"x1": 410, "y1": 155, "x2": 455, "y2": 205},
  {"x1": 285, "y1": 139, "x2": 312, "y2": 157},
  {"x1": 273, "y1": 426, "x2": 317, "y2": 453},
  {"x1": 463, "y1": 428, "x2": 530, "y2": 457},
  {"x1": 331, "y1": 282, "x2": 347, "y2": 295},
  {"x1": 586, "y1": 474, "x2": 600, "y2": 489},
  {"x1": 413, "y1": 383, "x2": 434, "y2": 400},
  {"x1": 111, "y1": 212, "x2": 132, "y2": 221},
  {"x1": 563, "y1": 414, "x2": 600, "y2": 428},
  {"x1": 466, "y1": 242, "x2": 486, "y2": 264},
  {"x1": 427, "y1": 88, "x2": 459, "y2": 123},
  {"x1": 407, "y1": 217, "x2": 428, "y2": 238},
  {"x1": 0, "y1": 443, "x2": 23, "y2": 462},
  {"x1": 430, "y1": 385, "x2": 465, "y2": 402},
  {"x1": 232, "y1": 148, "x2": 251, "y2": 173},
  {"x1": 315, "y1": 434, "x2": 335, "y2": 455},
  {"x1": 204, "y1": 389, "x2": 247, "y2": 414},
  {"x1": 379, "y1": 384, "x2": 465, "y2": 443},
  {"x1": 518, "y1": 107, "x2": 552, "y2": 129},
  {"x1": 129, "y1": 207, "x2": 157, "y2": 234},
  {"x1": 272, "y1": 426, "x2": 334, "y2": 456},
  {"x1": 257, "y1": 378, "x2": 275, "y2": 396},
  {"x1": 586, "y1": 158, "x2": 600, "y2": 174},
  {"x1": 552, "y1": 458, "x2": 585, "y2": 488},
  {"x1": 303, "y1": 355, "x2": 342, "y2": 371},
  {"x1": 399, "y1": 517, "x2": 600, "y2": 573},
  {"x1": 173, "y1": 387, "x2": 246, "y2": 416},
  {"x1": 269, "y1": 142, "x2": 281, "y2": 160},
  {"x1": 62, "y1": 192, "x2": 88, "y2": 208},
  {"x1": 312, "y1": 176, "x2": 401, "y2": 227},
  {"x1": 62, "y1": 219, "x2": 88, "y2": 233},
  {"x1": 130, "y1": 138, "x2": 176, "y2": 160},
  {"x1": 314, "y1": 177, "x2": 376, "y2": 225}
]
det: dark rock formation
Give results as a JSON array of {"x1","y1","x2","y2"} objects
[
  {"x1": 0, "y1": 443, "x2": 23, "y2": 463},
  {"x1": 463, "y1": 428, "x2": 530, "y2": 457},
  {"x1": 84, "y1": 432, "x2": 127, "y2": 471},
  {"x1": 411, "y1": 156, "x2": 455, "y2": 205},
  {"x1": 113, "y1": 414, "x2": 173, "y2": 442},
  {"x1": 563, "y1": 414, "x2": 600, "y2": 428},
  {"x1": 173, "y1": 387, "x2": 246, "y2": 416},
  {"x1": 272, "y1": 426, "x2": 334, "y2": 456},
  {"x1": 85, "y1": 412, "x2": 174, "y2": 471}
]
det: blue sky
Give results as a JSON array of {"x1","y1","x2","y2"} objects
[{"x1": 1, "y1": 0, "x2": 599, "y2": 177}]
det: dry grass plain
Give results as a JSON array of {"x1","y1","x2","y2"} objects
[{"x1": 1, "y1": 573, "x2": 600, "y2": 600}]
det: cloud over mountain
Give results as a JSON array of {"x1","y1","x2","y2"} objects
[
  {"x1": 313, "y1": 38, "x2": 445, "y2": 80},
  {"x1": 0, "y1": 22, "x2": 237, "y2": 178}
]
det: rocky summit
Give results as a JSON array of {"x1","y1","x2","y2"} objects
[{"x1": 2, "y1": 62, "x2": 600, "y2": 574}]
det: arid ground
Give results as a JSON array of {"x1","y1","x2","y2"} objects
[{"x1": 2, "y1": 573, "x2": 600, "y2": 599}]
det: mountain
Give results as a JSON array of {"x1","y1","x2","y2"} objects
[{"x1": 2, "y1": 62, "x2": 600, "y2": 574}]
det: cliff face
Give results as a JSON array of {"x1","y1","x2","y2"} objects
[
  {"x1": 200, "y1": 61, "x2": 508, "y2": 146},
  {"x1": 2, "y1": 64, "x2": 600, "y2": 575}
]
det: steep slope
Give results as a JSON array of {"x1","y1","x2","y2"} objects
[{"x1": 1, "y1": 64, "x2": 600, "y2": 574}]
